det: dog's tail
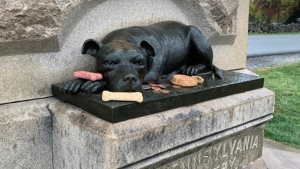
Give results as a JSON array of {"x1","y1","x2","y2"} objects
[{"x1": 213, "y1": 65, "x2": 223, "y2": 79}]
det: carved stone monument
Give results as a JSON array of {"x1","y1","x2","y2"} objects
[{"x1": 0, "y1": 1, "x2": 274, "y2": 169}]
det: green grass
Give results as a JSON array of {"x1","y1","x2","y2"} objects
[
  {"x1": 253, "y1": 62, "x2": 300, "y2": 149},
  {"x1": 249, "y1": 32, "x2": 300, "y2": 36}
]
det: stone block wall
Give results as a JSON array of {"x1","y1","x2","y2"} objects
[
  {"x1": 0, "y1": 0, "x2": 251, "y2": 168},
  {"x1": 248, "y1": 22, "x2": 300, "y2": 34}
]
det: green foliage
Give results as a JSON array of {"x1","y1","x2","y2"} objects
[
  {"x1": 253, "y1": 62, "x2": 300, "y2": 149},
  {"x1": 249, "y1": 0, "x2": 300, "y2": 23}
]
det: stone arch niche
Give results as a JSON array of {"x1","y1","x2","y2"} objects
[
  {"x1": 58, "y1": 0, "x2": 238, "y2": 50},
  {"x1": 0, "y1": 0, "x2": 244, "y2": 104},
  {"x1": 58, "y1": 0, "x2": 190, "y2": 55},
  {"x1": 56, "y1": 0, "x2": 239, "y2": 72}
]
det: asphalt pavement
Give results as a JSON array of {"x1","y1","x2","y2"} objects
[{"x1": 247, "y1": 35, "x2": 300, "y2": 57}]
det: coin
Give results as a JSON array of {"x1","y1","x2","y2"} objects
[
  {"x1": 152, "y1": 90, "x2": 161, "y2": 93},
  {"x1": 142, "y1": 85, "x2": 151, "y2": 90},
  {"x1": 157, "y1": 84, "x2": 166, "y2": 89},
  {"x1": 160, "y1": 89, "x2": 170, "y2": 94},
  {"x1": 151, "y1": 86, "x2": 161, "y2": 91},
  {"x1": 172, "y1": 85, "x2": 181, "y2": 88},
  {"x1": 149, "y1": 83, "x2": 158, "y2": 87},
  {"x1": 162, "y1": 83, "x2": 172, "y2": 87}
]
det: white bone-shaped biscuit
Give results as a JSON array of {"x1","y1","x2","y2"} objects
[{"x1": 102, "y1": 91, "x2": 143, "y2": 103}]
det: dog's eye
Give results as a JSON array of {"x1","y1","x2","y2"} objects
[
  {"x1": 134, "y1": 61, "x2": 144, "y2": 66},
  {"x1": 104, "y1": 61, "x2": 116, "y2": 65}
]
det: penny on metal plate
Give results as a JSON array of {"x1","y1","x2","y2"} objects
[
  {"x1": 160, "y1": 89, "x2": 170, "y2": 94},
  {"x1": 149, "y1": 83, "x2": 158, "y2": 87},
  {"x1": 172, "y1": 85, "x2": 181, "y2": 88},
  {"x1": 157, "y1": 84, "x2": 166, "y2": 89},
  {"x1": 162, "y1": 83, "x2": 172, "y2": 87},
  {"x1": 152, "y1": 90, "x2": 161, "y2": 93},
  {"x1": 151, "y1": 86, "x2": 161, "y2": 91},
  {"x1": 142, "y1": 85, "x2": 151, "y2": 90}
]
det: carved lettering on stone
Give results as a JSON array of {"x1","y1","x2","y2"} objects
[{"x1": 158, "y1": 127, "x2": 263, "y2": 169}]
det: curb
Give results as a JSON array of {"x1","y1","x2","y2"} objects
[{"x1": 247, "y1": 50, "x2": 300, "y2": 58}]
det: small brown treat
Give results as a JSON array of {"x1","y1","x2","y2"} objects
[
  {"x1": 142, "y1": 85, "x2": 151, "y2": 90},
  {"x1": 172, "y1": 85, "x2": 181, "y2": 89},
  {"x1": 160, "y1": 89, "x2": 170, "y2": 94},
  {"x1": 151, "y1": 86, "x2": 161, "y2": 91},
  {"x1": 73, "y1": 71, "x2": 103, "y2": 81},
  {"x1": 170, "y1": 74, "x2": 198, "y2": 87},
  {"x1": 152, "y1": 90, "x2": 161, "y2": 94},
  {"x1": 157, "y1": 84, "x2": 166, "y2": 89},
  {"x1": 191, "y1": 76, "x2": 204, "y2": 84}
]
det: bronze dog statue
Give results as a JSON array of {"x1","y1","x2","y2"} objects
[{"x1": 65, "y1": 21, "x2": 222, "y2": 94}]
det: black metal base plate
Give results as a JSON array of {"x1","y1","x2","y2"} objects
[{"x1": 52, "y1": 71, "x2": 264, "y2": 123}]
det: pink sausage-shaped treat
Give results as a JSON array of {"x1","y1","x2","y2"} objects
[{"x1": 73, "y1": 71, "x2": 103, "y2": 81}]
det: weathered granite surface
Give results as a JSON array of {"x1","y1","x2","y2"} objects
[
  {"x1": 0, "y1": 0, "x2": 238, "y2": 42},
  {"x1": 198, "y1": 0, "x2": 238, "y2": 35},
  {"x1": 0, "y1": 0, "x2": 80, "y2": 41},
  {"x1": 0, "y1": 98, "x2": 57, "y2": 169},
  {"x1": 212, "y1": 0, "x2": 250, "y2": 70},
  {"x1": 49, "y1": 88, "x2": 274, "y2": 169}
]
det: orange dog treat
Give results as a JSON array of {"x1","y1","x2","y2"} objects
[
  {"x1": 191, "y1": 76, "x2": 204, "y2": 84},
  {"x1": 102, "y1": 91, "x2": 143, "y2": 103},
  {"x1": 170, "y1": 74, "x2": 198, "y2": 87},
  {"x1": 73, "y1": 71, "x2": 103, "y2": 81}
]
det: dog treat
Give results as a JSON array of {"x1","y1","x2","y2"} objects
[
  {"x1": 102, "y1": 91, "x2": 143, "y2": 103},
  {"x1": 191, "y1": 76, "x2": 204, "y2": 84},
  {"x1": 170, "y1": 74, "x2": 198, "y2": 87},
  {"x1": 73, "y1": 71, "x2": 103, "y2": 81}
]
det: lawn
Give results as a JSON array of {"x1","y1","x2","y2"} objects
[{"x1": 253, "y1": 62, "x2": 300, "y2": 149}]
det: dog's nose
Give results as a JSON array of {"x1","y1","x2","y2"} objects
[{"x1": 124, "y1": 74, "x2": 137, "y2": 83}]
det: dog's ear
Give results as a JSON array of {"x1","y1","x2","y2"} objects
[
  {"x1": 140, "y1": 41, "x2": 155, "y2": 57},
  {"x1": 82, "y1": 39, "x2": 103, "y2": 57}
]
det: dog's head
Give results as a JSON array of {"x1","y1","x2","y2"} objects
[{"x1": 82, "y1": 39, "x2": 155, "y2": 92}]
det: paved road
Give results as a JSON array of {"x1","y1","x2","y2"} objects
[{"x1": 247, "y1": 35, "x2": 300, "y2": 57}]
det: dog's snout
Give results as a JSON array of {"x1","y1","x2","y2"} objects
[{"x1": 124, "y1": 74, "x2": 137, "y2": 83}]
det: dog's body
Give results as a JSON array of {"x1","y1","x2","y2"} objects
[{"x1": 65, "y1": 21, "x2": 221, "y2": 94}]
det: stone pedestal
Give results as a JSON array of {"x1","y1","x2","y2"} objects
[{"x1": 49, "y1": 88, "x2": 274, "y2": 169}]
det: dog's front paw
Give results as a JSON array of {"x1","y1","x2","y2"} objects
[
  {"x1": 64, "y1": 79, "x2": 87, "y2": 94},
  {"x1": 80, "y1": 81, "x2": 107, "y2": 94},
  {"x1": 180, "y1": 64, "x2": 208, "y2": 76}
]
